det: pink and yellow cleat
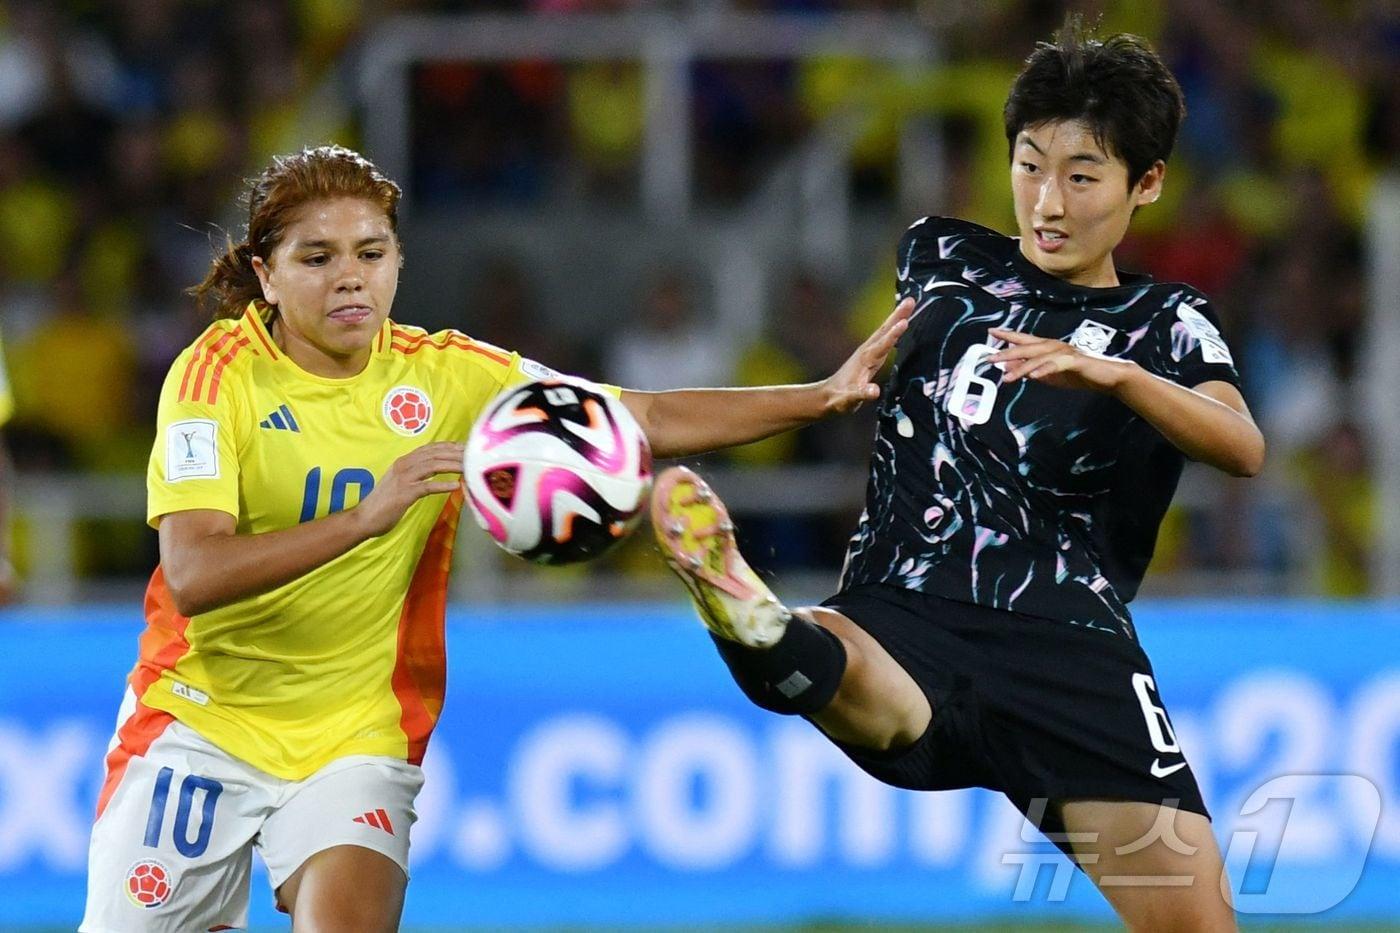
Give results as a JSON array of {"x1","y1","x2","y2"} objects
[{"x1": 650, "y1": 466, "x2": 790, "y2": 648}]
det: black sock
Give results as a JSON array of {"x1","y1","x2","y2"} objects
[{"x1": 710, "y1": 617, "x2": 846, "y2": 715}]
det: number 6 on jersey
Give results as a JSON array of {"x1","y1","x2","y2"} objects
[{"x1": 947, "y1": 343, "x2": 1003, "y2": 426}]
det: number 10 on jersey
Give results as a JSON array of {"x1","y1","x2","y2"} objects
[{"x1": 299, "y1": 467, "x2": 376, "y2": 523}]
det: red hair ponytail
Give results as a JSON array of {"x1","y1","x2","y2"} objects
[{"x1": 188, "y1": 145, "x2": 402, "y2": 319}]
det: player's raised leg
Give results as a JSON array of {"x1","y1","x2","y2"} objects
[
  {"x1": 1059, "y1": 799, "x2": 1235, "y2": 932},
  {"x1": 652, "y1": 466, "x2": 930, "y2": 750}
]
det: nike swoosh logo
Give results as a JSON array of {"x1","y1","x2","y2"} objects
[{"x1": 1151, "y1": 758, "x2": 1186, "y2": 778}]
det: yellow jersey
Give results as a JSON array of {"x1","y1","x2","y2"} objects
[{"x1": 127, "y1": 302, "x2": 589, "y2": 779}]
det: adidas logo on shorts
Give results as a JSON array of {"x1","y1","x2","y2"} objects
[{"x1": 352, "y1": 808, "x2": 395, "y2": 835}]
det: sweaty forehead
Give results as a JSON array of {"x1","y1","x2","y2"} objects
[{"x1": 282, "y1": 198, "x2": 393, "y2": 244}]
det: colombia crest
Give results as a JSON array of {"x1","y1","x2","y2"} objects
[
  {"x1": 383, "y1": 386, "x2": 433, "y2": 436},
  {"x1": 124, "y1": 859, "x2": 174, "y2": 909}
]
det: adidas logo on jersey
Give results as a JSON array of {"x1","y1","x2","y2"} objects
[
  {"x1": 258, "y1": 404, "x2": 300, "y2": 432},
  {"x1": 352, "y1": 808, "x2": 395, "y2": 835}
]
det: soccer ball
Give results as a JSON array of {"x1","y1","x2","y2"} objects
[{"x1": 464, "y1": 379, "x2": 652, "y2": 564}]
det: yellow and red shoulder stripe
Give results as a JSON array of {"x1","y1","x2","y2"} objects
[
  {"x1": 178, "y1": 326, "x2": 257, "y2": 405},
  {"x1": 390, "y1": 326, "x2": 511, "y2": 367}
]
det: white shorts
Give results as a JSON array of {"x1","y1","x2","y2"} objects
[{"x1": 81, "y1": 692, "x2": 424, "y2": 933}]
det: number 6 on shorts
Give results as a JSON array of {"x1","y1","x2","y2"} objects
[{"x1": 1131, "y1": 672, "x2": 1181, "y2": 755}]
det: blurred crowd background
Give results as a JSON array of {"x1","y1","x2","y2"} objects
[{"x1": 0, "y1": 0, "x2": 1396, "y2": 602}]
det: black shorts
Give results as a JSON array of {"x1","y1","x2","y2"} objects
[{"x1": 820, "y1": 584, "x2": 1207, "y2": 848}]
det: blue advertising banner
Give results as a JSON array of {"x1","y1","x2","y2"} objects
[{"x1": 1, "y1": 601, "x2": 1398, "y2": 928}]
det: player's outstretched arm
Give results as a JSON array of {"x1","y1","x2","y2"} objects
[
  {"x1": 621, "y1": 297, "x2": 914, "y2": 459},
  {"x1": 989, "y1": 328, "x2": 1265, "y2": 477},
  {"x1": 158, "y1": 442, "x2": 464, "y2": 616}
]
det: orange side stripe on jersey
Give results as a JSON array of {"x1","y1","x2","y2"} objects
[
  {"x1": 389, "y1": 488, "x2": 463, "y2": 765},
  {"x1": 189, "y1": 329, "x2": 241, "y2": 404},
  {"x1": 178, "y1": 329, "x2": 224, "y2": 402},
  {"x1": 137, "y1": 566, "x2": 195, "y2": 679},
  {"x1": 206, "y1": 334, "x2": 252, "y2": 405},
  {"x1": 95, "y1": 703, "x2": 174, "y2": 820},
  {"x1": 96, "y1": 567, "x2": 192, "y2": 818}
]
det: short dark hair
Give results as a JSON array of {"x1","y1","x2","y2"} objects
[{"x1": 1003, "y1": 19, "x2": 1186, "y2": 188}]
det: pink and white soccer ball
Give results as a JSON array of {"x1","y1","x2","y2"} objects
[{"x1": 464, "y1": 379, "x2": 653, "y2": 564}]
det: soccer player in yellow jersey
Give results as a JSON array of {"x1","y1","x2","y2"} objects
[{"x1": 81, "y1": 145, "x2": 912, "y2": 932}]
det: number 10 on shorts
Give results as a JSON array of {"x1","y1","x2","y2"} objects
[{"x1": 144, "y1": 767, "x2": 223, "y2": 858}]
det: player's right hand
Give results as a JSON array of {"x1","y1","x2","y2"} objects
[
  {"x1": 822, "y1": 296, "x2": 915, "y2": 414},
  {"x1": 355, "y1": 442, "x2": 465, "y2": 537}
]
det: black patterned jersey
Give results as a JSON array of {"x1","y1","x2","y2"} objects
[{"x1": 840, "y1": 216, "x2": 1243, "y2": 639}]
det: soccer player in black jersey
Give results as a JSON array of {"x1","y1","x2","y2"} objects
[{"x1": 653, "y1": 24, "x2": 1262, "y2": 932}]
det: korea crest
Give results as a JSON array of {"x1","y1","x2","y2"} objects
[{"x1": 1068, "y1": 320, "x2": 1118, "y2": 356}]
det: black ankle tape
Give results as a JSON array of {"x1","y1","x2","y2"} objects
[{"x1": 710, "y1": 618, "x2": 847, "y2": 715}]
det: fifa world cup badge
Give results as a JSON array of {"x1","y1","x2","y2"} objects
[{"x1": 165, "y1": 419, "x2": 219, "y2": 480}]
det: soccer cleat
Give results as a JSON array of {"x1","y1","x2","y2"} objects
[{"x1": 651, "y1": 466, "x2": 790, "y2": 648}]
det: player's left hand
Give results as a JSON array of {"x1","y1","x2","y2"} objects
[
  {"x1": 989, "y1": 328, "x2": 1137, "y2": 394},
  {"x1": 822, "y1": 297, "x2": 915, "y2": 413}
]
